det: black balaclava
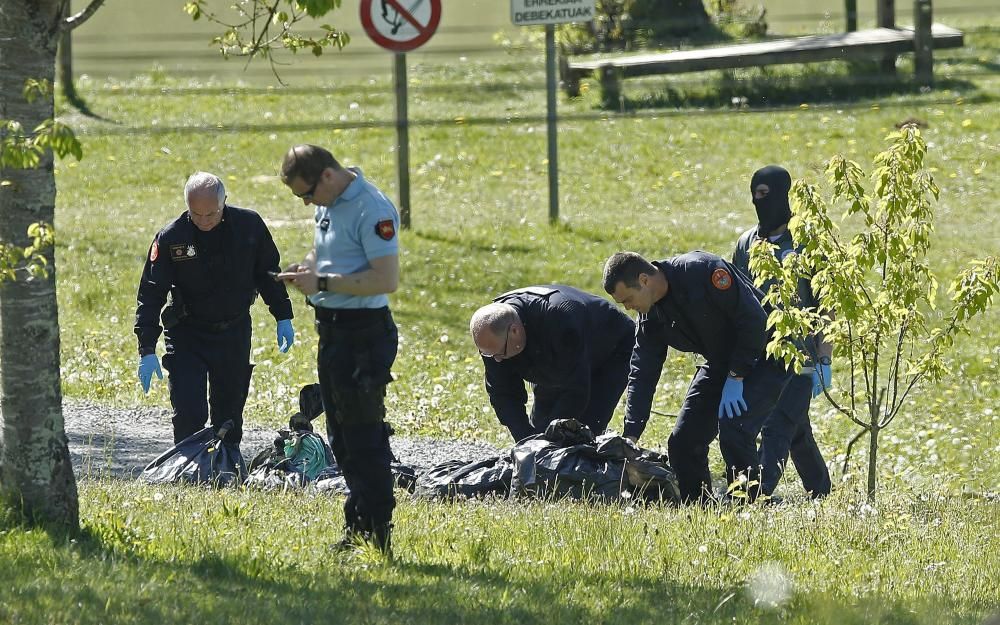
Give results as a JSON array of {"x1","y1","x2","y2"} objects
[{"x1": 750, "y1": 165, "x2": 792, "y2": 235}]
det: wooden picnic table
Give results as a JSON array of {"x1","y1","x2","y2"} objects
[{"x1": 562, "y1": 24, "x2": 964, "y2": 102}]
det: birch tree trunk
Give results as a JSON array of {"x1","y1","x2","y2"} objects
[{"x1": 0, "y1": 0, "x2": 79, "y2": 529}]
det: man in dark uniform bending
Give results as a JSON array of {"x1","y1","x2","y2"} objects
[
  {"x1": 732, "y1": 165, "x2": 832, "y2": 499},
  {"x1": 469, "y1": 285, "x2": 635, "y2": 441},
  {"x1": 134, "y1": 171, "x2": 295, "y2": 445},
  {"x1": 602, "y1": 251, "x2": 792, "y2": 503},
  {"x1": 277, "y1": 144, "x2": 400, "y2": 555}
]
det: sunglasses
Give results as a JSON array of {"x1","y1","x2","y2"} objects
[{"x1": 294, "y1": 178, "x2": 319, "y2": 201}]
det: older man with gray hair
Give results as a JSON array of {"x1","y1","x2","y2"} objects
[
  {"x1": 470, "y1": 284, "x2": 635, "y2": 441},
  {"x1": 134, "y1": 171, "x2": 295, "y2": 445}
]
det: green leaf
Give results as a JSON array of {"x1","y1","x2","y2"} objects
[{"x1": 294, "y1": 0, "x2": 341, "y2": 18}]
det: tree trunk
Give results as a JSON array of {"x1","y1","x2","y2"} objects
[
  {"x1": 866, "y1": 423, "x2": 880, "y2": 501},
  {"x1": 57, "y1": 2, "x2": 81, "y2": 110},
  {"x1": 0, "y1": 1, "x2": 79, "y2": 530}
]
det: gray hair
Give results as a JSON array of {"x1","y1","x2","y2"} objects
[
  {"x1": 184, "y1": 171, "x2": 226, "y2": 209},
  {"x1": 469, "y1": 303, "x2": 518, "y2": 339}
]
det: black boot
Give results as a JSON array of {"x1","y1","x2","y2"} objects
[
  {"x1": 371, "y1": 523, "x2": 392, "y2": 557},
  {"x1": 332, "y1": 525, "x2": 362, "y2": 552}
]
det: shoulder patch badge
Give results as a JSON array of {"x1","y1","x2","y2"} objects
[
  {"x1": 149, "y1": 240, "x2": 159, "y2": 262},
  {"x1": 375, "y1": 219, "x2": 396, "y2": 241},
  {"x1": 711, "y1": 267, "x2": 733, "y2": 291},
  {"x1": 169, "y1": 243, "x2": 197, "y2": 261}
]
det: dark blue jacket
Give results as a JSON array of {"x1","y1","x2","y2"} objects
[
  {"x1": 484, "y1": 285, "x2": 635, "y2": 432},
  {"x1": 134, "y1": 205, "x2": 292, "y2": 355},
  {"x1": 623, "y1": 251, "x2": 770, "y2": 439},
  {"x1": 733, "y1": 226, "x2": 820, "y2": 360},
  {"x1": 733, "y1": 227, "x2": 818, "y2": 309}
]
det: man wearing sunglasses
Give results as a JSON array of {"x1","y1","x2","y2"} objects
[
  {"x1": 277, "y1": 144, "x2": 400, "y2": 556},
  {"x1": 469, "y1": 285, "x2": 635, "y2": 442},
  {"x1": 134, "y1": 171, "x2": 295, "y2": 446}
]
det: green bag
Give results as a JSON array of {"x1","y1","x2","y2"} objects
[{"x1": 283, "y1": 431, "x2": 331, "y2": 481}]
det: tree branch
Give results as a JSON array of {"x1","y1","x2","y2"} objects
[
  {"x1": 842, "y1": 426, "x2": 868, "y2": 474},
  {"x1": 882, "y1": 315, "x2": 909, "y2": 427},
  {"x1": 882, "y1": 314, "x2": 960, "y2": 429},
  {"x1": 883, "y1": 318, "x2": 958, "y2": 427},
  {"x1": 248, "y1": 0, "x2": 282, "y2": 59},
  {"x1": 827, "y1": 320, "x2": 867, "y2": 428},
  {"x1": 860, "y1": 339, "x2": 876, "y2": 426},
  {"x1": 869, "y1": 337, "x2": 879, "y2": 423},
  {"x1": 62, "y1": 0, "x2": 107, "y2": 33},
  {"x1": 847, "y1": 322, "x2": 856, "y2": 412}
]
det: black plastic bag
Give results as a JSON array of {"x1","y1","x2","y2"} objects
[
  {"x1": 313, "y1": 461, "x2": 419, "y2": 494},
  {"x1": 140, "y1": 420, "x2": 246, "y2": 487},
  {"x1": 412, "y1": 419, "x2": 679, "y2": 504},
  {"x1": 509, "y1": 419, "x2": 681, "y2": 503},
  {"x1": 413, "y1": 456, "x2": 513, "y2": 499}
]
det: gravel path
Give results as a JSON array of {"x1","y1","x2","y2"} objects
[{"x1": 65, "y1": 399, "x2": 501, "y2": 479}]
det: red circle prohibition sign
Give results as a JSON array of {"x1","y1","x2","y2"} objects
[{"x1": 360, "y1": 0, "x2": 442, "y2": 52}]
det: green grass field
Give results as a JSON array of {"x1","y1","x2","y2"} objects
[
  {"x1": 2, "y1": 483, "x2": 996, "y2": 624},
  {"x1": 2, "y1": 16, "x2": 998, "y2": 625}
]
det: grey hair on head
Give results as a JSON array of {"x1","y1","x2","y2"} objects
[
  {"x1": 469, "y1": 303, "x2": 517, "y2": 338},
  {"x1": 184, "y1": 171, "x2": 226, "y2": 209}
]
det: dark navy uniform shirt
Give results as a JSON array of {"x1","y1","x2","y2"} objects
[
  {"x1": 623, "y1": 251, "x2": 770, "y2": 438},
  {"x1": 134, "y1": 205, "x2": 292, "y2": 355},
  {"x1": 733, "y1": 226, "x2": 820, "y2": 359},
  {"x1": 733, "y1": 227, "x2": 818, "y2": 309},
  {"x1": 483, "y1": 285, "x2": 635, "y2": 427}
]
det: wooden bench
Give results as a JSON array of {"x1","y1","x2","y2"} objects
[{"x1": 562, "y1": 24, "x2": 964, "y2": 103}]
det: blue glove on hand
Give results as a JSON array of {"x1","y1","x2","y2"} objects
[
  {"x1": 276, "y1": 319, "x2": 294, "y2": 353},
  {"x1": 718, "y1": 376, "x2": 748, "y2": 419},
  {"x1": 812, "y1": 362, "x2": 832, "y2": 398},
  {"x1": 138, "y1": 354, "x2": 162, "y2": 394}
]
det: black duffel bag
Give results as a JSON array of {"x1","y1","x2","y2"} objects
[{"x1": 140, "y1": 420, "x2": 246, "y2": 487}]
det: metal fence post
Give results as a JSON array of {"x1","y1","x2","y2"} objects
[
  {"x1": 394, "y1": 53, "x2": 411, "y2": 229},
  {"x1": 545, "y1": 24, "x2": 559, "y2": 224}
]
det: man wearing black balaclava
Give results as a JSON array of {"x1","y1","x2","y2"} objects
[
  {"x1": 732, "y1": 165, "x2": 833, "y2": 500},
  {"x1": 750, "y1": 165, "x2": 793, "y2": 236}
]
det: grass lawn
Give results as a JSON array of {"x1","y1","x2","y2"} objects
[
  {"x1": 1, "y1": 15, "x2": 997, "y2": 625},
  {"x1": 2, "y1": 483, "x2": 997, "y2": 625}
]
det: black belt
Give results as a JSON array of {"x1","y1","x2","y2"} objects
[
  {"x1": 182, "y1": 312, "x2": 249, "y2": 332},
  {"x1": 314, "y1": 306, "x2": 389, "y2": 324}
]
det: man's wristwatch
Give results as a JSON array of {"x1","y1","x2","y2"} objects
[
  {"x1": 728, "y1": 371, "x2": 743, "y2": 380},
  {"x1": 317, "y1": 275, "x2": 328, "y2": 292}
]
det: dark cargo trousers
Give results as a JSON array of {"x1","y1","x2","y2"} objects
[
  {"x1": 667, "y1": 358, "x2": 791, "y2": 502},
  {"x1": 162, "y1": 314, "x2": 253, "y2": 445},
  {"x1": 758, "y1": 372, "x2": 832, "y2": 498},
  {"x1": 315, "y1": 306, "x2": 398, "y2": 541}
]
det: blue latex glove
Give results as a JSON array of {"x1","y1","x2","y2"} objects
[
  {"x1": 138, "y1": 354, "x2": 162, "y2": 394},
  {"x1": 812, "y1": 363, "x2": 832, "y2": 398},
  {"x1": 276, "y1": 319, "x2": 294, "y2": 353},
  {"x1": 718, "y1": 376, "x2": 748, "y2": 419}
]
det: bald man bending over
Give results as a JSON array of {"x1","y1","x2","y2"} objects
[{"x1": 470, "y1": 285, "x2": 635, "y2": 441}]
